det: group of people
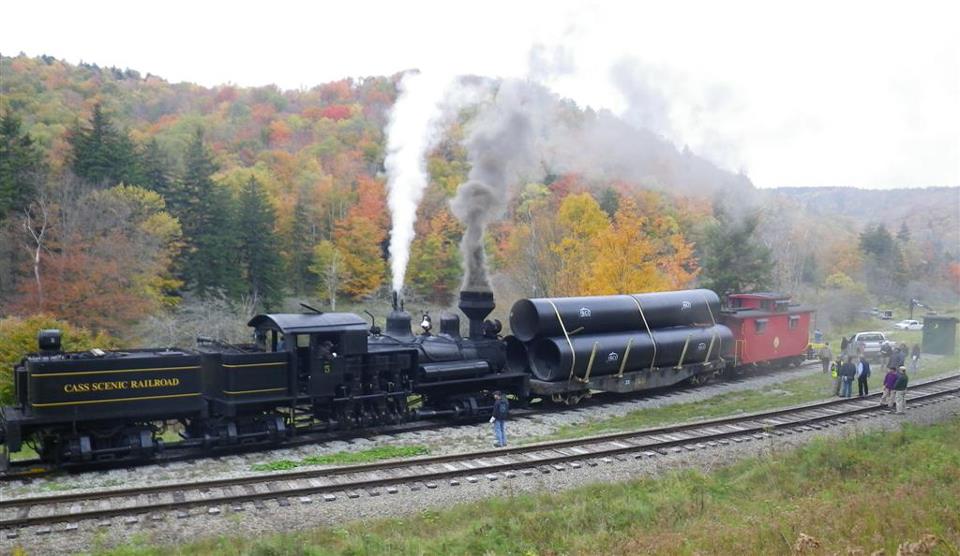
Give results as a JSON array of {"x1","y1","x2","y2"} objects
[{"x1": 817, "y1": 339, "x2": 916, "y2": 415}]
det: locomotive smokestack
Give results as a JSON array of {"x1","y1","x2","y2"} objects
[
  {"x1": 459, "y1": 289, "x2": 495, "y2": 339},
  {"x1": 385, "y1": 291, "x2": 414, "y2": 340}
]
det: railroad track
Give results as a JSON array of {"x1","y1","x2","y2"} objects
[
  {"x1": 4, "y1": 372, "x2": 956, "y2": 536},
  {"x1": 0, "y1": 360, "x2": 818, "y2": 479}
]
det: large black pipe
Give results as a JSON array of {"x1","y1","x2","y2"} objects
[
  {"x1": 509, "y1": 289, "x2": 721, "y2": 342},
  {"x1": 526, "y1": 324, "x2": 733, "y2": 382}
]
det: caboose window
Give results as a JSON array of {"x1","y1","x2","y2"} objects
[
  {"x1": 755, "y1": 319, "x2": 768, "y2": 334},
  {"x1": 789, "y1": 316, "x2": 800, "y2": 329}
]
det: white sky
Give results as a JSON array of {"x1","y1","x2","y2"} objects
[{"x1": 2, "y1": 0, "x2": 958, "y2": 189}]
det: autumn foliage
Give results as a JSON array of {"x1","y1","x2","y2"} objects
[{"x1": 1, "y1": 53, "x2": 957, "y2": 349}]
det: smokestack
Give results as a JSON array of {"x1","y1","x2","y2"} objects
[
  {"x1": 385, "y1": 291, "x2": 414, "y2": 339},
  {"x1": 459, "y1": 290, "x2": 495, "y2": 339}
]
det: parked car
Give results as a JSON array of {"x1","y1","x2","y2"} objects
[
  {"x1": 894, "y1": 319, "x2": 923, "y2": 331},
  {"x1": 850, "y1": 331, "x2": 891, "y2": 361}
]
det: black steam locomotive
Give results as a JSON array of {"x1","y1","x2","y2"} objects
[{"x1": 1, "y1": 288, "x2": 735, "y2": 467}]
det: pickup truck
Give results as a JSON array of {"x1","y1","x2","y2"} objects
[{"x1": 850, "y1": 331, "x2": 891, "y2": 361}]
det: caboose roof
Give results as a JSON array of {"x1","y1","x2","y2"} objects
[
  {"x1": 248, "y1": 313, "x2": 368, "y2": 334},
  {"x1": 727, "y1": 292, "x2": 792, "y2": 300},
  {"x1": 722, "y1": 306, "x2": 814, "y2": 319}
]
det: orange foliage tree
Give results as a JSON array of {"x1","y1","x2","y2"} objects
[{"x1": 331, "y1": 177, "x2": 388, "y2": 299}]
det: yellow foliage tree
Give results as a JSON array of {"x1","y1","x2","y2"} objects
[
  {"x1": 551, "y1": 193, "x2": 610, "y2": 296},
  {"x1": 0, "y1": 315, "x2": 116, "y2": 404},
  {"x1": 581, "y1": 196, "x2": 698, "y2": 295}
]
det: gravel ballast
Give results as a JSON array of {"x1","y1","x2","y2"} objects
[{"x1": 3, "y1": 363, "x2": 829, "y2": 500}]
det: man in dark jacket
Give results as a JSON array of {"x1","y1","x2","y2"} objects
[
  {"x1": 891, "y1": 346, "x2": 906, "y2": 369},
  {"x1": 856, "y1": 356, "x2": 871, "y2": 397},
  {"x1": 839, "y1": 356, "x2": 857, "y2": 398},
  {"x1": 490, "y1": 391, "x2": 509, "y2": 447},
  {"x1": 893, "y1": 366, "x2": 909, "y2": 414}
]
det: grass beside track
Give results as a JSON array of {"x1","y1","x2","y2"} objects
[
  {"x1": 532, "y1": 349, "x2": 959, "y2": 443},
  {"x1": 251, "y1": 445, "x2": 430, "y2": 471},
  {"x1": 86, "y1": 417, "x2": 960, "y2": 555}
]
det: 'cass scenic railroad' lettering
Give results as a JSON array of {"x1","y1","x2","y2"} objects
[{"x1": 63, "y1": 378, "x2": 181, "y2": 393}]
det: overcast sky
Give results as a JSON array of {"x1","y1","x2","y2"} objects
[{"x1": 2, "y1": 0, "x2": 958, "y2": 189}]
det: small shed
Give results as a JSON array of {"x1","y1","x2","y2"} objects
[{"x1": 921, "y1": 316, "x2": 958, "y2": 355}]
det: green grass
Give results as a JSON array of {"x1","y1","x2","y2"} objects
[
  {"x1": 531, "y1": 350, "x2": 960, "y2": 443},
  {"x1": 251, "y1": 445, "x2": 430, "y2": 472},
  {"x1": 85, "y1": 417, "x2": 960, "y2": 555}
]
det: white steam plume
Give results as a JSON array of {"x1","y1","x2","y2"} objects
[{"x1": 384, "y1": 71, "x2": 453, "y2": 293}]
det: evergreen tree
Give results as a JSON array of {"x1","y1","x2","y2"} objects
[
  {"x1": 287, "y1": 186, "x2": 319, "y2": 295},
  {"x1": 69, "y1": 104, "x2": 139, "y2": 187},
  {"x1": 191, "y1": 183, "x2": 242, "y2": 298},
  {"x1": 139, "y1": 139, "x2": 172, "y2": 198},
  {"x1": 858, "y1": 223, "x2": 908, "y2": 296},
  {"x1": 237, "y1": 176, "x2": 283, "y2": 309},
  {"x1": 700, "y1": 208, "x2": 774, "y2": 295},
  {"x1": 168, "y1": 129, "x2": 240, "y2": 296},
  {"x1": 0, "y1": 112, "x2": 45, "y2": 220},
  {"x1": 896, "y1": 221, "x2": 911, "y2": 243},
  {"x1": 859, "y1": 224, "x2": 896, "y2": 257}
]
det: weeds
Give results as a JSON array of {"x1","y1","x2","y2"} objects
[{"x1": 251, "y1": 445, "x2": 429, "y2": 472}]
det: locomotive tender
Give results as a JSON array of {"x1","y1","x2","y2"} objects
[{"x1": 0, "y1": 289, "x2": 811, "y2": 467}]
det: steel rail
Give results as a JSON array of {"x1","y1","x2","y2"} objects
[
  {"x1": 2, "y1": 372, "x2": 955, "y2": 511},
  {"x1": 1, "y1": 373, "x2": 956, "y2": 530},
  {"x1": 0, "y1": 361, "x2": 818, "y2": 479}
]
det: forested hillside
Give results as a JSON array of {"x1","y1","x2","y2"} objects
[{"x1": 1, "y1": 53, "x2": 957, "y2": 350}]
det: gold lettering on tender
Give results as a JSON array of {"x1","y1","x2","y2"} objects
[{"x1": 62, "y1": 377, "x2": 182, "y2": 394}]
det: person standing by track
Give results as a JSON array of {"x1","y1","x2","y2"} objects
[
  {"x1": 819, "y1": 342, "x2": 833, "y2": 374},
  {"x1": 490, "y1": 391, "x2": 509, "y2": 447},
  {"x1": 839, "y1": 356, "x2": 857, "y2": 398},
  {"x1": 856, "y1": 356, "x2": 871, "y2": 397},
  {"x1": 893, "y1": 366, "x2": 909, "y2": 414},
  {"x1": 910, "y1": 343, "x2": 921, "y2": 373},
  {"x1": 881, "y1": 366, "x2": 898, "y2": 408}
]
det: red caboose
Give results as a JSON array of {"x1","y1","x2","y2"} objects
[{"x1": 719, "y1": 292, "x2": 813, "y2": 367}]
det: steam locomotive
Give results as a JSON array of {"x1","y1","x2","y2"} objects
[{"x1": 0, "y1": 288, "x2": 811, "y2": 467}]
